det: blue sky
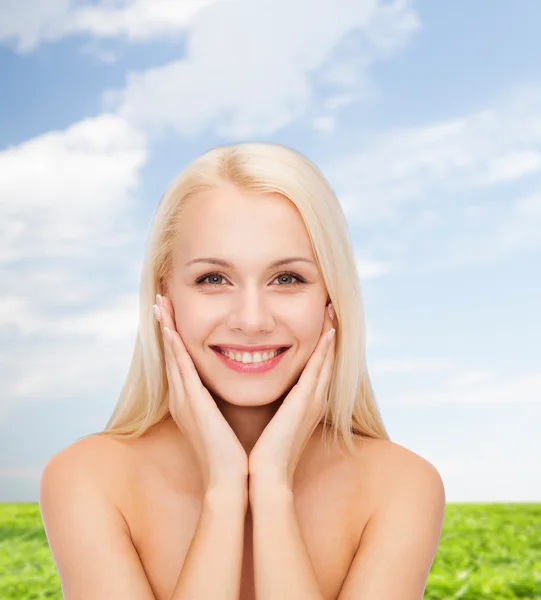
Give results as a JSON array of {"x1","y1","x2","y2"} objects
[{"x1": 1, "y1": 0, "x2": 540, "y2": 502}]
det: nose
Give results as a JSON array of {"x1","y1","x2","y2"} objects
[{"x1": 226, "y1": 289, "x2": 275, "y2": 334}]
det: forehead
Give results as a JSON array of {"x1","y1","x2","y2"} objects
[{"x1": 176, "y1": 185, "x2": 314, "y2": 259}]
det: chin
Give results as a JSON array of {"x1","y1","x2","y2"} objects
[{"x1": 198, "y1": 376, "x2": 289, "y2": 407}]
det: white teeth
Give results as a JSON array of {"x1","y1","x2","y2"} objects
[{"x1": 218, "y1": 348, "x2": 282, "y2": 363}]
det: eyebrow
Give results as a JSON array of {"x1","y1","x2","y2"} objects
[{"x1": 185, "y1": 257, "x2": 316, "y2": 269}]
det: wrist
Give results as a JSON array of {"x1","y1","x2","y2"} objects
[
  {"x1": 205, "y1": 480, "x2": 249, "y2": 507},
  {"x1": 248, "y1": 474, "x2": 293, "y2": 503}
]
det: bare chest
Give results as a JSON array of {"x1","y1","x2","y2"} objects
[{"x1": 121, "y1": 442, "x2": 374, "y2": 600}]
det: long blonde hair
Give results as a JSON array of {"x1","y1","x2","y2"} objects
[{"x1": 100, "y1": 142, "x2": 390, "y2": 455}]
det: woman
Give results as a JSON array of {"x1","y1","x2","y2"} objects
[{"x1": 39, "y1": 142, "x2": 445, "y2": 600}]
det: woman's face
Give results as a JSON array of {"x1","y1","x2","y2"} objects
[{"x1": 169, "y1": 184, "x2": 329, "y2": 407}]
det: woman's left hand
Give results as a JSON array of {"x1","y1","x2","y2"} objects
[{"x1": 248, "y1": 303, "x2": 337, "y2": 492}]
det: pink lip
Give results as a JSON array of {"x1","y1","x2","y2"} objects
[{"x1": 211, "y1": 346, "x2": 289, "y2": 373}]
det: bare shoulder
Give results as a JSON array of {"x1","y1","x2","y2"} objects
[
  {"x1": 40, "y1": 432, "x2": 137, "y2": 518},
  {"x1": 360, "y1": 437, "x2": 443, "y2": 475},
  {"x1": 351, "y1": 437, "x2": 445, "y2": 515},
  {"x1": 39, "y1": 433, "x2": 161, "y2": 598},
  {"x1": 42, "y1": 432, "x2": 131, "y2": 482},
  {"x1": 332, "y1": 439, "x2": 446, "y2": 597},
  {"x1": 40, "y1": 420, "x2": 199, "y2": 515}
]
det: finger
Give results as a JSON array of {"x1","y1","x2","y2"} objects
[
  {"x1": 159, "y1": 296, "x2": 201, "y2": 393},
  {"x1": 315, "y1": 328, "x2": 336, "y2": 407},
  {"x1": 155, "y1": 299, "x2": 187, "y2": 405},
  {"x1": 296, "y1": 311, "x2": 335, "y2": 393},
  {"x1": 307, "y1": 306, "x2": 336, "y2": 403},
  {"x1": 318, "y1": 303, "x2": 337, "y2": 414},
  {"x1": 164, "y1": 354, "x2": 186, "y2": 419}
]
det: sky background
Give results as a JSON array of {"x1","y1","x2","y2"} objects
[{"x1": 0, "y1": 0, "x2": 540, "y2": 503}]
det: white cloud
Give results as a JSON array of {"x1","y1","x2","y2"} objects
[
  {"x1": 0, "y1": 0, "x2": 70, "y2": 52},
  {"x1": 324, "y1": 92, "x2": 364, "y2": 111},
  {"x1": 53, "y1": 293, "x2": 139, "y2": 340},
  {"x1": 67, "y1": 0, "x2": 219, "y2": 41},
  {"x1": 371, "y1": 358, "x2": 453, "y2": 376},
  {"x1": 0, "y1": 292, "x2": 140, "y2": 421},
  {"x1": 0, "y1": 113, "x2": 147, "y2": 262},
  {"x1": 0, "y1": 0, "x2": 420, "y2": 142},
  {"x1": 0, "y1": 0, "x2": 221, "y2": 52},
  {"x1": 362, "y1": 0, "x2": 421, "y2": 57},
  {"x1": 396, "y1": 372, "x2": 541, "y2": 406},
  {"x1": 478, "y1": 149, "x2": 541, "y2": 185},
  {"x1": 104, "y1": 0, "x2": 419, "y2": 138},
  {"x1": 324, "y1": 86, "x2": 541, "y2": 227},
  {"x1": 0, "y1": 114, "x2": 148, "y2": 421},
  {"x1": 313, "y1": 116, "x2": 336, "y2": 134},
  {"x1": 80, "y1": 40, "x2": 119, "y2": 64},
  {"x1": 0, "y1": 290, "x2": 138, "y2": 339},
  {"x1": 321, "y1": 85, "x2": 541, "y2": 270}
]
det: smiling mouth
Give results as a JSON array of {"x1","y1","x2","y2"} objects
[
  {"x1": 209, "y1": 345, "x2": 291, "y2": 372},
  {"x1": 211, "y1": 346, "x2": 289, "y2": 359}
]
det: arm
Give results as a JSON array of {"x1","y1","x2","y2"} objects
[
  {"x1": 337, "y1": 456, "x2": 446, "y2": 600},
  {"x1": 39, "y1": 443, "x2": 157, "y2": 599},
  {"x1": 170, "y1": 485, "x2": 248, "y2": 599},
  {"x1": 40, "y1": 439, "x2": 248, "y2": 600},
  {"x1": 250, "y1": 483, "x2": 324, "y2": 600}
]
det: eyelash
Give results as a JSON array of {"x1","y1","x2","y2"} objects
[{"x1": 195, "y1": 271, "x2": 307, "y2": 287}]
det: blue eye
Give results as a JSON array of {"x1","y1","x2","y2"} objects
[
  {"x1": 195, "y1": 271, "x2": 307, "y2": 287},
  {"x1": 275, "y1": 272, "x2": 302, "y2": 285},
  {"x1": 197, "y1": 273, "x2": 225, "y2": 286}
]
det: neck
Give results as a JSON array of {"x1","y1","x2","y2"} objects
[{"x1": 212, "y1": 391, "x2": 286, "y2": 454}]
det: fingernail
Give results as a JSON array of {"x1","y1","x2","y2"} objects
[
  {"x1": 328, "y1": 304, "x2": 335, "y2": 320},
  {"x1": 153, "y1": 304, "x2": 161, "y2": 322},
  {"x1": 328, "y1": 328, "x2": 335, "y2": 342},
  {"x1": 156, "y1": 294, "x2": 163, "y2": 307}
]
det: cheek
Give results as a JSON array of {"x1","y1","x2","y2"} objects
[
  {"x1": 292, "y1": 302, "x2": 325, "y2": 336},
  {"x1": 172, "y1": 302, "x2": 212, "y2": 343},
  {"x1": 291, "y1": 309, "x2": 326, "y2": 360}
]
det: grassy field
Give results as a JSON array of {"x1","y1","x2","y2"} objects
[{"x1": 1, "y1": 503, "x2": 539, "y2": 599}]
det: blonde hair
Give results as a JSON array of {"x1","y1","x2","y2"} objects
[{"x1": 100, "y1": 142, "x2": 390, "y2": 455}]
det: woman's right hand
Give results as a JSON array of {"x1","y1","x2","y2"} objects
[{"x1": 153, "y1": 294, "x2": 249, "y2": 496}]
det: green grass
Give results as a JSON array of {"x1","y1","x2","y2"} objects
[{"x1": 1, "y1": 503, "x2": 540, "y2": 599}]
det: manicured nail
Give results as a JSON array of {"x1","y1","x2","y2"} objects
[
  {"x1": 328, "y1": 328, "x2": 335, "y2": 342},
  {"x1": 156, "y1": 294, "x2": 163, "y2": 307},
  {"x1": 153, "y1": 304, "x2": 161, "y2": 322}
]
